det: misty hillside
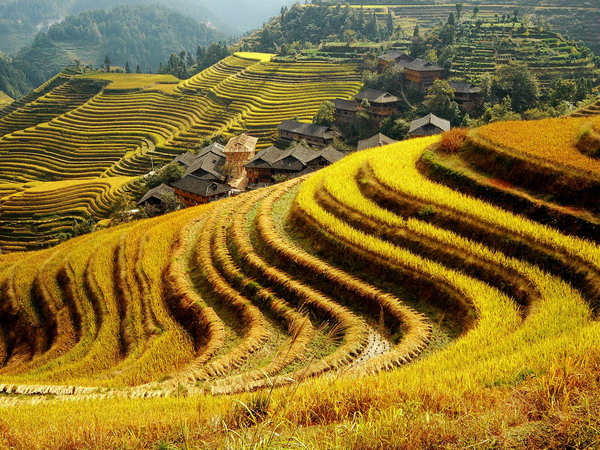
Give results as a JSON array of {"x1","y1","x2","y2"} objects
[
  {"x1": 0, "y1": 0, "x2": 294, "y2": 55},
  {"x1": 0, "y1": 4, "x2": 224, "y2": 97}
]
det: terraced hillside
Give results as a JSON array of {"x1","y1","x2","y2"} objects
[
  {"x1": 448, "y1": 24, "x2": 598, "y2": 88},
  {"x1": 0, "y1": 118, "x2": 597, "y2": 448},
  {"x1": 345, "y1": 2, "x2": 600, "y2": 54},
  {"x1": 0, "y1": 53, "x2": 361, "y2": 251}
]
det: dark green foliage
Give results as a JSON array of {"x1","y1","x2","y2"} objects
[
  {"x1": 0, "y1": 4, "x2": 225, "y2": 96},
  {"x1": 244, "y1": 3, "x2": 395, "y2": 52},
  {"x1": 160, "y1": 42, "x2": 230, "y2": 78},
  {"x1": 492, "y1": 61, "x2": 540, "y2": 113},
  {"x1": 145, "y1": 162, "x2": 185, "y2": 190},
  {"x1": 313, "y1": 100, "x2": 335, "y2": 127},
  {"x1": 423, "y1": 80, "x2": 463, "y2": 125}
]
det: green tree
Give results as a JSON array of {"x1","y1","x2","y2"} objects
[
  {"x1": 125, "y1": 61, "x2": 131, "y2": 73},
  {"x1": 493, "y1": 62, "x2": 540, "y2": 113},
  {"x1": 423, "y1": 79, "x2": 462, "y2": 125},
  {"x1": 104, "y1": 55, "x2": 111, "y2": 72},
  {"x1": 314, "y1": 100, "x2": 335, "y2": 127},
  {"x1": 455, "y1": 3, "x2": 463, "y2": 22}
]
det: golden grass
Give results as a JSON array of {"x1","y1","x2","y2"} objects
[
  {"x1": 472, "y1": 116, "x2": 600, "y2": 175},
  {"x1": 0, "y1": 100, "x2": 598, "y2": 449}
]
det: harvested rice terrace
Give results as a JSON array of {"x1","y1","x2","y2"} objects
[
  {"x1": 0, "y1": 133, "x2": 596, "y2": 408},
  {"x1": 0, "y1": 53, "x2": 361, "y2": 251}
]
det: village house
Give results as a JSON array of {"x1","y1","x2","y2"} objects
[
  {"x1": 401, "y1": 59, "x2": 445, "y2": 89},
  {"x1": 333, "y1": 89, "x2": 400, "y2": 126},
  {"x1": 277, "y1": 120, "x2": 339, "y2": 147},
  {"x1": 377, "y1": 50, "x2": 415, "y2": 73},
  {"x1": 357, "y1": 133, "x2": 397, "y2": 151},
  {"x1": 355, "y1": 89, "x2": 401, "y2": 123},
  {"x1": 333, "y1": 99, "x2": 357, "y2": 125},
  {"x1": 448, "y1": 81, "x2": 482, "y2": 112},
  {"x1": 171, "y1": 175, "x2": 231, "y2": 206},
  {"x1": 245, "y1": 144, "x2": 344, "y2": 185},
  {"x1": 378, "y1": 51, "x2": 445, "y2": 89},
  {"x1": 137, "y1": 183, "x2": 176, "y2": 208},
  {"x1": 409, "y1": 113, "x2": 451, "y2": 138},
  {"x1": 183, "y1": 143, "x2": 227, "y2": 180}
]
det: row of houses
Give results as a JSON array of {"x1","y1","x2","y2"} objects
[{"x1": 139, "y1": 134, "x2": 344, "y2": 208}]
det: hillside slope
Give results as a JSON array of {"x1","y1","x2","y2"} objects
[
  {"x1": 341, "y1": 1, "x2": 600, "y2": 54},
  {"x1": 0, "y1": 54, "x2": 361, "y2": 251},
  {"x1": 0, "y1": 122, "x2": 597, "y2": 448}
]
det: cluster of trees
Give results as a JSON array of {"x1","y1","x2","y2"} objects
[
  {"x1": 247, "y1": 3, "x2": 398, "y2": 52},
  {"x1": 0, "y1": 4, "x2": 226, "y2": 96},
  {"x1": 159, "y1": 42, "x2": 230, "y2": 79},
  {"x1": 0, "y1": 56, "x2": 46, "y2": 98},
  {"x1": 43, "y1": 5, "x2": 224, "y2": 71}
]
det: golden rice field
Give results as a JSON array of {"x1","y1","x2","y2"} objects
[
  {"x1": 0, "y1": 128, "x2": 597, "y2": 448},
  {"x1": 0, "y1": 53, "x2": 361, "y2": 251},
  {"x1": 0, "y1": 91, "x2": 12, "y2": 109}
]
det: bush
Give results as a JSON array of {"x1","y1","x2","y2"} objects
[
  {"x1": 439, "y1": 128, "x2": 468, "y2": 152},
  {"x1": 575, "y1": 124, "x2": 600, "y2": 158}
]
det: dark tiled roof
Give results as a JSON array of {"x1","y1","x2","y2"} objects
[
  {"x1": 137, "y1": 183, "x2": 175, "y2": 205},
  {"x1": 357, "y1": 133, "x2": 398, "y2": 151},
  {"x1": 171, "y1": 175, "x2": 230, "y2": 197},
  {"x1": 245, "y1": 144, "x2": 344, "y2": 171},
  {"x1": 334, "y1": 98, "x2": 357, "y2": 112},
  {"x1": 184, "y1": 146, "x2": 226, "y2": 180},
  {"x1": 409, "y1": 113, "x2": 451, "y2": 134},
  {"x1": 403, "y1": 58, "x2": 444, "y2": 72},
  {"x1": 355, "y1": 89, "x2": 399, "y2": 104},
  {"x1": 448, "y1": 81, "x2": 481, "y2": 94},
  {"x1": 277, "y1": 120, "x2": 337, "y2": 140},
  {"x1": 173, "y1": 152, "x2": 197, "y2": 167}
]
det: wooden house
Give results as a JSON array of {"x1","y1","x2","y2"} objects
[
  {"x1": 137, "y1": 184, "x2": 176, "y2": 207},
  {"x1": 223, "y1": 133, "x2": 258, "y2": 179},
  {"x1": 171, "y1": 175, "x2": 230, "y2": 206},
  {"x1": 448, "y1": 81, "x2": 482, "y2": 112},
  {"x1": 377, "y1": 50, "x2": 415, "y2": 73},
  {"x1": 400, "y1": 59, "x2": 445, "y2": 89},
  {"x1": 245, "y1": 144, "x2": 344, "y2": 185},
  {"x1": 277, "y1": 120, "x2": 338, "y2": 147},
  {"x1": 333, "y1": 99, "x2": 357, "y2": 125}
]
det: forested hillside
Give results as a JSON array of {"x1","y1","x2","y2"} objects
[{"x1": 0, "y1": 4, "x2": 225, "y2": 98}]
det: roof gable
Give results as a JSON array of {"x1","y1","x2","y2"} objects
[{"x1": 409, "y1": 113, "x2": 451, "y2": 134}]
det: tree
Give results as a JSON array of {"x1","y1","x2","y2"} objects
[
  {"x1": 104, "y1": 55, "x2": 111, "y2": 72},
  {"x1": 549, "y1": 79, "x2": 577, "y2": 106},
  {"x1": 136, "y1": 64, "x2": 142, "y2": 73},
  {"x1": 380, "y1": 114, "x2": 410, "y2": 140},
  {"x1": 472, "y1": 6, "x2": 479, "y2": 20},
  {"x1": 493, "y1": 61, "x2": 540, "y2": 113},
  {"x1": 343, "y1": 29, "x2": 357, "y2": 45},
  {"x1": 314, "y1": 100, "x2": 335, "y2": 127},
  {"x1": 455, "y1": 3, "x2": 463, "y2": 22},
  {"x1": 145, "y1": 162, "x2": 185, "y2": 190},
  {"x1": 423, "y1": 80, "x2": 462, "y2": 125},
  {"x1": 447, "y1": 13, "x2": 455, "y2": 26},
  {"x1": 386, "y1": 12, "x2": 395, "y2": 37},
  {"x1": 125, "y1": 61, "x2": 131, "y2": 73},
  {"x1": 365, "y1": 11, "x2": 380, "y2": 41}
]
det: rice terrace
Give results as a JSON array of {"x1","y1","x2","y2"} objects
[{"x1": 0, "y1": 0, "x2": 598, "y2": 448}]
